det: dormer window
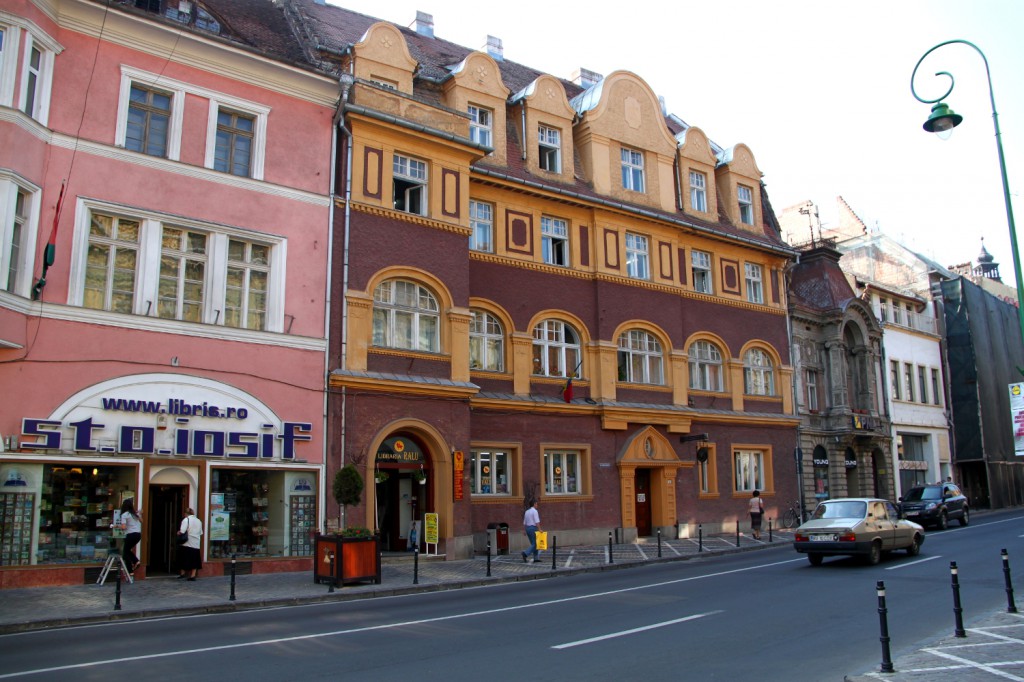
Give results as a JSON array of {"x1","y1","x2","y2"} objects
[
  {"x1": 538, "y1": 125, "x2": 561, "y2": 172},
  {"x1": 737, "y1": 184, "x2": 754, "y2": 225},
  {"x1": 393, "y1": 154, "x2": 427, "y2": 216},
  {"x1": 621, "y1": 147, "x2": 645, "y2": 192},
  {"x1": 469, "y1": 105, "x2": 492, "y2": 147},
  {"x1": 689, "y1": 171, "x2": 707, "y2": 213}
]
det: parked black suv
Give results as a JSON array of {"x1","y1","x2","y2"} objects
[{"x1": 899, "y1": 482, "x2": 969, "y2": 529}]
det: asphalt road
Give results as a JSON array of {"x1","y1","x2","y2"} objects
[{"x1": 1, "y1": 510, "x2": 1021, "y2": 681}]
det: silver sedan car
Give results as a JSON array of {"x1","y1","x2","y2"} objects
[{"x1": 793, "y1": 497, "x2": 925, "y2": 566}]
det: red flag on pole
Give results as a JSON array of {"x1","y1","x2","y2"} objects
[
  {"x1": 32, "y1": 181, "x2": 65, "y2": 299},
  {"x1": 561, "y1": 375, "x2": 574, "y2": 403}
]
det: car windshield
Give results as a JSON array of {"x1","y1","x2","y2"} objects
[
  {"x1": 812, "y1": 501, "x2": 867, "y2": 519},
  {"x1": 904, "y1": 487, "x2": 941, "y2": 502}
]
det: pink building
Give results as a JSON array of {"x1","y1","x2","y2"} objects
[{"x1": 0, "y1": 0, "x2": 336, "y2": 586}]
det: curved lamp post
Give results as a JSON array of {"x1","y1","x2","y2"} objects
[{"x1": 911, "y1": 40, "x2": 1024, "y2": 346}]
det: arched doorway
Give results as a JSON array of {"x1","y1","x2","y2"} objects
[{"x1": 616, "y1": 427, "x2": 684, "y2": 539}]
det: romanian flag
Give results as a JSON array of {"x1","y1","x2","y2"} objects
[
  {"x1": 32, "y1": 181, "x2": 65, "y2": 299},
  {"x1": 561, "y1": 375, "x2": 574, "y2": 403}
]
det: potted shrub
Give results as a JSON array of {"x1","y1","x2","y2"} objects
[
  {"x1": 413, "y1": 469, "x2": 426, "y2": 485},
  {"x1": 315, "y1": 465, "x2": 380, "y2": 586}
]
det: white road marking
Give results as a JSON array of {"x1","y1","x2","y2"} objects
[
  {"x1": 924, "y1": 648, "x2": 1024, "y2": 681},
  {"x1": 885, "y1": 555, "x2": 942, "y2": 570},
  {"x1": 552, "y1": 610, "x2": 722, "y2": 649},
  {"x1": 0, "y1": 557, "x2": 802, "y2": 678},
  {"x1": 635, "y1": 544, "x2": 648, "y2": 560}
]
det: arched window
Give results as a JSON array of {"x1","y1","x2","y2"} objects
[
  {"x1": 744, "y1": 348, "x2": 775, "y2": 396},
  {"x1": 470, "y1": 309, "x2": 504, "y2": 372},
  {"x1": 532, "y1": 319, "x2": 580, "y2": 378},
  {"x1": 372, "y1": 279, "x2": 439, "y2": 352},
  {"x1": 617, "y1": 330, "x2": 663, "y2": 384},
  {"x1": 689, "y1": 340, "x2": 724, "y2": 391}
]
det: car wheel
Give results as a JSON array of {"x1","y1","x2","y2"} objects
[
  {"x1": 807, "y1": 553, "x2": 823, "y2": 566},
  {"x1": 865, "y1": 541, "x2": 882, "y2": 566},
  {"x1": 959, "y1": 508, "x2": 969, "y2": 527},
  {"x1": 937, "y1": 511, "x2": 949, "y2": 530},
  {"x1": 907, "y1": 534, "x2": 922, "y2": 556}
]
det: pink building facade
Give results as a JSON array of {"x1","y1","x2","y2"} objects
[{"x1": 0, "y1": 0, "x2": 336, "y2": 586}]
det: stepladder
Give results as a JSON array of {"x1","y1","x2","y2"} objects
[{"x1": 96, "y1": 550, "x2": 133, "y2": 585}]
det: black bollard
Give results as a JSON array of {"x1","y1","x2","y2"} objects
[
  {"x1": 229, "y1": 554, "x2": 236, "y2": 601},
  {"x1": 608, "y1": 531, "x2": 614, "y2": 564},
  {"x1": 114, "y1": 560, "x2": 122, "y2": 611},
  {"x1": 328, "y1": 551, "x2": 336, "y2": 593},
  {"x1": 1002, "y1": 548, "x2": 1018, "y2": 613},
  {"x1": 413, "y1": 547, "x2": 419, "y2": 585},
  {"x1": 698, "y1": 524, "x2": 703, "y2": 552},
  {"x1": 876, "y1": 581, "x2": 894, "y2": 673},
  {"x1": 486, "y1": 540, "x2": 491, "y2": 577},
  {"x1": 736, "y1": 523, "x2": 740, "y2": 547},
  {"x1": 768, "y1": 518, "x2": 773, "y2": 543},
  {"x1": 657, "y1": 529, "x2": 662, "y2": 558},
  {"x1": 951, "y1": 561, "x2": 966, "y2": 637},
  {"x1": 551, "y1": 535, "x2": 557, "y2": 570}
]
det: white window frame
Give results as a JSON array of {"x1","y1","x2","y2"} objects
[
  {"x1": 469, "y1": 200, "x2": 493, "y2": 252},
  {"x1": 805, "y1": 368, "x2": 819, "y2": 411},
  {"x1": 890, "y1": 360, "x2": 901, "y2": 400},
  {"x1": 158, "y1": 226, "x2": 208, "y2": 323},
  {"x1": 617, "y1": 329, "x2": 663, "y2": 385},
  {"x1": 538, "y1": 125, "x2": 561, "y2": 173},
  {"x1": 689, "y1": 170, "x2": 707, "y2": 213},
  {"x1": 116, "y1": 67, "x2": 186, "y2": 161},
  {"x1": 16, "y1": 27, "x2": 58, "y2": 125},
  {"x1": 621, "y1": 147, "x2": 645, "y2": 192},
  {"x1": 688, "y1": 340, "x2": 724, "y2": 392},
  {"x1": 734, "y1": 449, "x2": 764, "y2": 492},
  {"x1": 904, "y1": 362, "x2": 915, "y2": 402},
  {"x1": 917, "y1": 365, "x2": 928, "y2": 404},
  {"x1": 0, "y1": 174, "x2": 40, "y2": 298},
  {"x1": 372, "y1": 279, "x2": 440, "y2": 353},
  {"x1": 205, "y1": 98, "x2": 270, "y2": 180},
  {"x1": 931, "y1": 368, "x2": 942, "y2": 406},
  {"x1": 470, "y1": 448, "x2": 513, "y2": 495},
  {"x1": 543, "y1": 449, "x2": 583, "y2": 495},
  {"x1": 743, "y1": 348, "x2": 775, "y2": 396},
  {"x1": 470, "y1": 309, "x2": 504, "y2": 372},
  {"x1": 67, "y1": 199, "x2": 286, "y2": 332},
  {"x1": 468, "y1": 104, "x2": 492, "y2": 148},
  {"x1": 737, "y1": 184, "x2": 754, "y2": 225},
  {"x1": 692, "y1": 249, "x2": 713, "y2": 294},
  {"x1": 0, "y1": 24, "x2": 16, "y2": 107},
  {"x1": 745, "y1": 262, "x2": 764, "y2": 304},
  {"x1": 393, "y1": 153, "x2": 428, "y2": 216},
  {"x1": 625, "y1": 232, "x2": 649, "y2": 280},
  {"x1": 541, "y1": 216, "x2": 569, "y2": 266},
  {"x1": 532, "y1": 319, "x2": 580, "y2": 378}
]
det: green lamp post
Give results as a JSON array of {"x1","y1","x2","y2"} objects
[{"x1": 911, "y1": 39, "x2": 1024, "y2": 347}]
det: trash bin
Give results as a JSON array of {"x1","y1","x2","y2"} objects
[{"x1": 487, "y1": 522, "x2": 509, "y2": 555}]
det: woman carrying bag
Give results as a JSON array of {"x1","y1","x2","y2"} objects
[{"x1": 176, "y1": 507, "x2": 203, "y2": 581}]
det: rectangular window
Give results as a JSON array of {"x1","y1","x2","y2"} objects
[
  {"x1": 158, "y1": 227, "x2": 207, "y2": 323},
  {"x1": 737, "y1": 185, "x2": 754, "y2": 225},
  {"x1": 213, "y1": 109, "x2": 254, "y2": 177},
  {"x1": 734, "y1": 449, "x2": 764, "y2": 492},
  {"x1": 890, "y1": 360, "x2": 901, "y2": 400},
  {"x1": 689, "y1": 171, "x2": 707, "y2": 213},
  {"x1": 805, "y1": 369, "x2": 819, "y2": 411},
  {"x1": 468, "y1": 105, "x2": 492, "y2": 148},
  {"x1": 225, "y1": 239, "x2": 269, "y2": 330},
  {"x1": 538, "y1": 125, "x2": 561, "y2": 172},
  {"x1": 625, "y1": 232, "x2": 649, "y2": 280},
  {"x1": 745, "y1": 262, "x2": 763, "y2": 304},
  {"x1": 892, "y1": 302, "x2": 903, "y2": 326},
  {"x1": 698, "y1": 444, "x2": 718, "y2": 496},
  {"x1": 470, "y1": 449, "x2": 511, "y2": 495},
  {"x1": 904, "y1": 363, "x2": 915, "y2": 402},
  {"x1": 393, "y1": 154, "x2": 427, "y2": 216},
  {"x1": 878, "y1": 297, "x2": 888, "y2": 322},
  {"x1": 125, "y1": 84, "x2": 172, "y2": 158},
  {"x1": 469, "y1": 200, "x2": 493, "y2": 252},
  {"x1": 22, "y1": 44, "x2": 39, "y2": 118},
  {"x1": 2, "y1": 187, "x2": 30, "y2": 295},
  {"x1": 932, "y1": 369, "x2": 942, "y2": 406},
  {"x1": 918, "y1": 366, "x2": 928, "y2": 404},
  {"x1": 543, "y1": 449, "x2": 582, "y2": 495},
  {"x1": 85, "y1": 213, "x2": 140, "y2": 314},
  {"x1": 621, "y1": 147, "x2": 645, "y2": 192},
  {"x1": 541, "y1": 216, "x2": 568, "y2": 266},
  {"x1": 692, "y1": 250, "x2": 713, "y2": 294}
]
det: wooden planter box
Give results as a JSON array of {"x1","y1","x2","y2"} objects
[{"x1": 313, "y1": 534, "x2": 381, "y2": 586}]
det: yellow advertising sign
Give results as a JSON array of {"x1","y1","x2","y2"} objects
[{"x1": 424, "y1": 512, "x2": 439, "y2": 544}]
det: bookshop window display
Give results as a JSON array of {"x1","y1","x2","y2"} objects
[
  {"x1": 33, "y1": 464, "x2": 136, "y2": 566},
  {"x1": 209, "y1": 468, "x2": 316, "y2": 560}
]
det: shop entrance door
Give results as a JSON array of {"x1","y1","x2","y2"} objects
[
  {"x1": 148, "y1": 485, "x2": 186, "y2": 575},
  {"x1": 376, "y1": 470, "x2": 431, "y2": 552},
  {"x1": 635, "y1": 469, "x2": 652, "y2": 537}
]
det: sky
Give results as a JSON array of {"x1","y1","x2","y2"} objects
[{"x1": 328, "y1": 0, "x2": 1024, "y2": 285}]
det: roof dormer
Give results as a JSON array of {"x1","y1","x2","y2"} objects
[
  {"x1": 352, "y1": 22, "x2": 417, "y2": 95},
  {"x1": 443, "y1": 51, "x2": 510, "y2": 164},
  {"x1": 510, "y1": 75, "x2": 576, "y2": 184},
  {"x1": 715, "y1": 143, "x2": 763, "y2": 232},
  {"x1": 677, "y1": 126, "x2": 719, "y2": 219}
]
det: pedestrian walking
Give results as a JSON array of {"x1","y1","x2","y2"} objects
[
  {"x1": 748, "y1": 490, "x2": 765, "y2": 540},
  {"x1": 177, "y1": 507, "x2": 203, "y2": 581},
  {"x1": 521, "y1": 499, "x2": 541, "y2": 563},
  {"x1": 119, "y1": 498, "x2": 142, "y2": 575}
]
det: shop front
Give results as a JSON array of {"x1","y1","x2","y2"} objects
[{"x1": 0, "y1": 374, "x2": 322, "y2": 588}]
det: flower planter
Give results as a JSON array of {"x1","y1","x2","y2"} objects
[{"x1": 313, "y1": 534, "x2": 381, "y2": 586}]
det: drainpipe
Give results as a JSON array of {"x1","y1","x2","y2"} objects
[
  {"x1": 520, "y1": 101, "x2": 527, "y2": 160},
  {"x1": 783, "y1": 257, "x2": 806, "y2": 517}
]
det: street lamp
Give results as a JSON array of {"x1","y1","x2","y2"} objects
[{"x1": 911, "y1": 39, "x2": 1024, "y2": 346}]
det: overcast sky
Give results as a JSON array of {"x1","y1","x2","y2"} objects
[{"x1": 329, "y1": 0, "x2": 1024, "y2": 285}]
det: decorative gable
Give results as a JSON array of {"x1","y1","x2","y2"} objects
[
  {"x1": 511, "y1": 75, "x2": 576, "y2": 183},
  {"x1": 443, "y1": 52, "x2": 511, "y2": 165},
  {"x1": 352, "y1": 22, "x2": 417, "y2": 95},
  {"x1": 677, "y1": 126, "x2": 719, "y2": 218},
  {"x1": 715, "y1": 143, "x2": 763, "y2": 232}
]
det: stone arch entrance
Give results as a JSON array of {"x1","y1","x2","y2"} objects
[
  {"x1": 617, "y1": 426, "x2": 685, "y2": 539},
  {"x1": 365, "y1": 420, "x2": 452, "y2": 552}
]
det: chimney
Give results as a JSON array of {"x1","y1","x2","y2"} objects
[
  {"x1": 410, "y1": 11, "x2": 434, "y2": 38},
  {"x1": 571, "y1": 68, "x2": 603, "y2": 89},
  {"x1": 484, "y1": 35, "x2": 503, "y2": 61}
]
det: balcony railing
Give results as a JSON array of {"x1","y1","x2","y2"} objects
[{"x1": 881, "y1": 310, "x2": 937, "y2": 334}]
